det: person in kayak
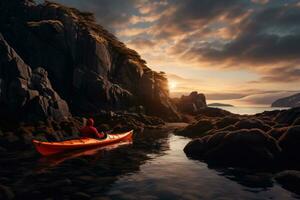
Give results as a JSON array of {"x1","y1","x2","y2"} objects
[{"x1": 79, "y1": 118, "x2": 105, "y2": 139}]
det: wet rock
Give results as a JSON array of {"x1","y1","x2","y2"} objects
[
  {"x1": 196, "y1": 107, "x2": 233, "y2": 118},
  {"x1": 215, "y1": 116, "x2": 240, "y2": 129},
  {"x1": 275, "y1": 107, "x2": 300, "y2": 125},
  {"x1": 176, "y1": 119, "x2": 214, "y2": 137},
  {"x1": 46, "y1": 178, "x2": 72, "y2": 189},
  {"x1": 278, "y1": 126, "x2": 300, "y2": 164},
  {"x1": 184, "y1": 129, "x2": 281, "y2": 167},
  {"x1": 0, "y1": 184, "x2": 14, "y2": 200},
  {"x1": 275, "y1": 170, "x2": 300, "y2": 195},
  {"x1": 0, "y1": 146, "x2": 7, "y2": 152},
  {"x1": 266, "y1": 127, "x2": 289, "y2": 140},
  {"x1": 234, "y1": 118, "x2": 272, "y2": 132},
  {"x1": 293, "y1": 117, "x2": 300, "y2": 125},
  {"x1": 72, "y1": 192, "x2": 91, "y2": 200}
]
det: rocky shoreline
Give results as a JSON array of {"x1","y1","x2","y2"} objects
[{"x1": 173, "y1": 106, "x2": 300, "y2": 194}]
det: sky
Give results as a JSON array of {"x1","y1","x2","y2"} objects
[{"x1": 48, "y1": 0, "x2": 300, "y2": 106}]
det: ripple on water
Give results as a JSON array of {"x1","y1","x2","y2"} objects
[
  {"x1": 1, "y1": 128, "x2": 299, "y2": 199},
  {"x1": 105, "y1": 134, "x2": 299, "y2": 200}
]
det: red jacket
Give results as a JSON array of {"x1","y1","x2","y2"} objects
[
  {"x1": 79, "y1": 118, "x2": 104, "y2": 139},
  {"x1": 79, "y1": 126, "x2": 104, "y2": 139}
]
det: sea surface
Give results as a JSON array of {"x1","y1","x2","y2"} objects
[
  {"x1": 209, "y1": 106, "x2": 289, "y2": 115},
  {"x1": 2, "y1": 123, "x2": 299, "y2": 199}
]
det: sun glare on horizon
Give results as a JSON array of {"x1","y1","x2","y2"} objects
[{"x1": 169, "y1": 81, "x2": 177, "y2": 91}]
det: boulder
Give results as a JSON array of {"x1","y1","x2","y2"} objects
[
  {"x1": 234, "y1": 118, "x2": 272, "y2": 132},
  {"x1": 275, "y1": 170, "x2": 300, "y2": 195},
  {"x1": 293, "y1": 117, "x2": 300, "y2": 125},
  {"x1": 196, "y1": 107, "x2": 233, "y2": 118},
  {"x1": 0, "y1": 184, "x2": 14, "y2": 200},
  {"x1": 184, "y1": 129, "x2": 281, "y2": 167},
  {"x1": 266, "y1": 127, "x2": 289, "y2": 140},
  {"x1": 215, "y1": 116, "x2": 240, "y2": 129},
  {"x1": 275, "y1": 107, "x2": 300, "y2": 125},
  {"x1": 278, "y1": 126, "x2": 300, "y2": 164},
  {"x1": 176, "y1": 119, "x2": 214, "y2": 137}
]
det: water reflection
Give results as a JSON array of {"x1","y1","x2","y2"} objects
[
  {"x1": 37, "y1": 140, "x2": 133, "y2": 171},
  {"x1": 0, "y1": 127, "x2": 299, "y2": 199}
]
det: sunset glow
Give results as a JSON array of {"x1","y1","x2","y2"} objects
[
  {"x1": 168, "y1": 81, "x2": 177, "y2": 91},
  {"x1": 52, "y1": 0, "x2": 300, "y2": 106}
]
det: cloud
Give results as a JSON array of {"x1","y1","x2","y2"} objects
[
  {"x1": 253, "y1": 66, "x2": 300, "y2": 83},
  {"x1": 46, "y1": 0, "x2": 300, "y2": 102},
  {"x1": 127, "y1": 38, "x2": 156, "y2": 50},
  {"x1": 251, "y1": 0, "x2": 269, "y2": 5},
  {"x1": 180, "y1": 3, "x2": 300, "y2": 67},
  {"x1": 51, "y1": 0, "x2": 140, "y2": 32},
  {"x1": 206, "y1": 93, "x2": 247, "y2": 100},
  {"x1": 235, "y1": 91, "x2": 299, "y2": 106}
]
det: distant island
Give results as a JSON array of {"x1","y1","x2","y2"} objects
[
  {"x1": 208, "y1": 103, "x2": 234, "y2": 107},
  {"x1": 271, "y1": 93, "x2": 300, "y2": 108}
]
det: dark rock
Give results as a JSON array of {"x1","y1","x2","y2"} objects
[
  {"x1": 97, "y1": 124, "x2": 110, "y2": 132},
  {"x1": 293, "y1": 117, "x2": 300, "y2": 125},
  {"x1": 0, "y1": 184, "x2": 14, "y2": 200},
  {"x1": 275, "y1": 107, "x2": 300, "y2": 125},
  {"x1": 272, "y1": 93, "x2": 300, "y2": 108},
  {"x1": 176, "y1": 91, "x2": 207, "y2": 114},
  {"x1": 234, "y1": 118, "x2": 272, "y2": 132},
  {"x1": 0, "y1": 146, "x2": 6, "y2": 152},
  {"x1": 184, "y1": 129, "x2": 281, "y2": 167},
  {"x1": 215, "y1": 116, "x2": 240, "y2": 129},
  {"x1": 176, "y1": 119, "x2": 214, "y2": 137},
  {"x1": 196, "y1": 107, "x2": 233, "y2": 118},
  {"x1": 275, "y1": 170, "x2": 300, "y2": 195},
  {"x1": 0, "y1": 1, "x2": 180, "y2": 121},
  {"x1": 266, "y1": 127, "x2": 289, "y2": 140},
  {"x1": 46, "y1": 178, "x2": 72, "y2": 189},
  {"x1": 0, "y1": 33, "x2": 70, "y2": 121},
  {"x1": 72, "y1": 192, "x2": 91, "y2": 200},
  {"x1": 278, "y1": 126, "x2": 300, "y2": 164}
]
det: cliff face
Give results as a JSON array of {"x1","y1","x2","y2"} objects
[
  {"x1": 272, "y1": 93, "x2": 300, "y2": 108},
  {"x1": 0, "y1": 33, "x2": 70, "y2": 121},
  {"x1": 0, "y1": 0, "x2": 180, "y2": 121}
]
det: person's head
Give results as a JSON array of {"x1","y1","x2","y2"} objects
[{"x1": 87, "y1": 118, "x2": 94, "y2": 126}]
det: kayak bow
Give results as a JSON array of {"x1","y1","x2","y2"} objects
[{"x1": 32, "y1": 130, "x2": 133, "y2": 156}]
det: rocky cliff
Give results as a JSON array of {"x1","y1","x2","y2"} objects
[
  {"x1": 0, "y1": 0, "x2": 180, "y2": 121},
  {"x1": 272, "y1": 93, "x2": 300, "y2": 108},
  {"x1": 174, "y1": 91, "x2": 207, "y2": 114}
]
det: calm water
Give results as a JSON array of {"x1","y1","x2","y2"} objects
[
  {"x1": 209, "y1": 106, "x2": 289, "y2": 115},
  {"x1": 1, "y1": 126, "x2": 299, "y2": 199}
]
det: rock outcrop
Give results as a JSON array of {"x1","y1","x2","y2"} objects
[
  {"x1": 272, "y1": 93, "x2": 300, "y2": 108},
  {"x1": 275, "y1": 170, "x2": 300, "y2": 195},
  {"x1": 0, "y1": 0, "x2": 180, "y2": 121},
  {"x1": 0, "y1": 34, "x2": 70, "y2": 121},
  {"x1": 184, "y1": 129, "x2": 281, "y2": 167},
  {"x1": 181, "y1": 106, "x2": 300, "y2": 168},
  {"x1": 175, "y1": 91, "x2": 207, "y2": 114}
]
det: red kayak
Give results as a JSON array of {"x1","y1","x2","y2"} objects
[{"x1": 32, "y1": 130, "x2": 133, "y2": 156}]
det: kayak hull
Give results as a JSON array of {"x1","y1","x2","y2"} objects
[{"x1": 33, "y1": 130, "x2": 133, "y2": 156}]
